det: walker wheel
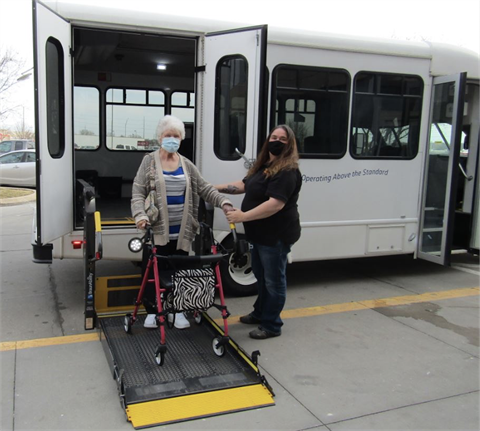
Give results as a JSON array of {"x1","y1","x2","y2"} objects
[
  {"x1": 194, "y1": 312, "x2": 202, "y2": 325},
  {"x1": 124, "y1": 314, "x2": 133, "y2": 333},
  {"x1": 154, "y1": 346, "x2": 165, "y2": 366},
  {"x1": 167, "y1": 313, "x2": 174, "y2": 329},
  {"x1": 212, "y1": 337, "x2": 225, "y2": 357}
]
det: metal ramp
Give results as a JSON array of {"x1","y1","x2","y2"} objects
[
  {"x1": 99, "y1": 313, "x2": 275, "y2": 428},
  {"x1": 78, "y1": 182, "x2": 274, "y2": 427}
]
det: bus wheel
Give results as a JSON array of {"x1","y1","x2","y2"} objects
[{"x1": 219, "y1": 235, "x2": 257, "y2": 297}]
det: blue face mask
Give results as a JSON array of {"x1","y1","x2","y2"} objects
[{"x1": 161, "y1": 137, "x2": 180, "y2": 153}]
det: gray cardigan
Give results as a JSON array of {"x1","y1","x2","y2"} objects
[{"x1": 131, "y1": 151, "x2": 231, "y2": 252}]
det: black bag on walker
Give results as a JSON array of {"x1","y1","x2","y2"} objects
[{"x1": 164, "y1": 268, "x2": 216, "y2": 312}]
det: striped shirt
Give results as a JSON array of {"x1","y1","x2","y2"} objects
[{"x1": 163, "y1": 166, "x2": 186, "y2": 240}]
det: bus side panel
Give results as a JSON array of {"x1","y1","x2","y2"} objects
[{"x1": 267, "y1": 44, "x2": 432, "y2": 261}]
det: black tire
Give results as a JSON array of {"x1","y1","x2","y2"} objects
[
  {"x1": 154, "y1": 347, "x2": 165, "y2": 366},
  {"x1": 123, "y1": 314, "x2": 132, "y2": 333},
  {"x1": 212, "y1": 337, "x2": 226, "y2": 357},
  {"x1": 219, "y1": 234, "x2": 257, "y2": 297},
  {"x1": 194, "y1": 312, "x2": 202, "y2": 325}
]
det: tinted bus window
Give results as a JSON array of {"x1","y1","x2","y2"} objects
[
  {"x1": 272, "y1": 65, "x2": 350, "y2": 158},
  {"x1": 45, "y1": 38, "x2": 65, "y2": 158},
  {"x1": 351, "y1": 72, "x2": 424, "y2": 159},
  {"x1": 214, "y1": 56, "x2": 248, "y2": 160}
]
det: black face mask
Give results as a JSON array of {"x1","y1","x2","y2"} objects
[{"x1": 268, "y1": 140, "x2": 285, "y2": 156}]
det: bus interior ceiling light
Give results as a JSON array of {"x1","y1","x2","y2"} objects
[{"x1": 157, "y1": 64, "x2": 167, "y2": 70}]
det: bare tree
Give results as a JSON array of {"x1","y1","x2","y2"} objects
[
  {"x1": 0, "y1": 47, "x2": 26, "y2": 123},
  {"x1": 13, "y1": 121, "x2": 35, "y2": 139}
]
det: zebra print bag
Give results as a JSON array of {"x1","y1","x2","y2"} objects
[{"x1": 164, "y1": 268, "x2": 216, "y2": 312}]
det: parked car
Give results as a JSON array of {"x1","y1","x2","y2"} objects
[
  {"x1": 0, "y1": 150, "x2": 36, "y2": 188},
  {"x1": 115, "y1": 144, "x2": 137, "y2": 150},
  {"x1": 0, "y1": 140, "x2": 35, "y2": 154}
]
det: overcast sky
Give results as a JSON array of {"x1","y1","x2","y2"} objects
[{"x1": 1, "y1": 0, "x2": 479, "y2": 131}]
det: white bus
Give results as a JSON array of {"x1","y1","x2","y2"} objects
[{"x1": 32, "y1": 0, "x2": 480, "y2": 297}]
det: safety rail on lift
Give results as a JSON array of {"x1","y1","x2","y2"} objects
[{"x1": 77, "y1": 179, "x2": 103, "y2": 330}]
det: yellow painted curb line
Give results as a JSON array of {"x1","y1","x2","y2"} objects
[
  {"x1": 0, "y1": 333, "x2": 99, "y2": 352},
  {"x1": 1, "y1": 287, "x2": 478, "y2": 352},
  {"x1": 219, "y1": 286, "x2": 480, "y2": 325}
]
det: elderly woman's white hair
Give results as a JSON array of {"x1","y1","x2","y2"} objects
[{"x1": 156, "y1": 115, "x2": 186, "y2": 140}]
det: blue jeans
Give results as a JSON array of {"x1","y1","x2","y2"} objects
[{"x1": 250, "y1": 240, "x2": 291, "y2": 334}]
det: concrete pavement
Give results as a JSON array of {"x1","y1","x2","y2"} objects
[{"x1": 1, "y1": 202, "x2": 479, "y2": 430}]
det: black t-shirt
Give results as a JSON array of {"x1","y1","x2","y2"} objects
[{"x1": 241, "y1": 166, "x2": 302, "y2": 246}]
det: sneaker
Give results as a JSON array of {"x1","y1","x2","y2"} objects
[
  {"x1": 144, "y1": 314, "x2": 158, "y2": 329},
  {"x1": 239, "y1": 314, "x2": 261, "y2": 325},
  {"x1": 249, "y1": 327, "x2": 281, "y2": 339},
  {"x1": 172, "y1": 312, "x2": 190, "y2": 329}
]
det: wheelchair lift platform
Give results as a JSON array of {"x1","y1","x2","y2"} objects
[
  {"x1": 99, "y1": 311, "x2": 275, "y2": 429},
  {"x1": 78, "y1": 198, "x2": 275, "y2": 428}
]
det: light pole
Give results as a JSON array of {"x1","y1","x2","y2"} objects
[{"x1": 125, "y1": 119, "x2": 129, "y2": 137}]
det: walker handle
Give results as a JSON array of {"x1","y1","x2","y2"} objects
[{"x1": 155, "y1": 253, "x2": 227, "y2": 264}]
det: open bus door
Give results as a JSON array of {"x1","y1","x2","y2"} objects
[
  {"x1": 198, "y1": 25, "x2": 268, "y2": 220},
  {"x1": 196, "y1": 25, "x2": 267, "y2": 295},
  {"x1": 32, "y1": 1, "x2": 73, "y2": 262},
  {"x1": 418, "y1": 73, "x2": 467, "y2": 265}
]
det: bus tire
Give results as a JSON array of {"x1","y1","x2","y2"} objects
[{"x1": 219, "y1": 235, "x2": 257, "y2": 297}]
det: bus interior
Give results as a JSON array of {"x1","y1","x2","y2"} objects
[{"x1": 73, "y1": 27, "x2": 197, "y2": 228}]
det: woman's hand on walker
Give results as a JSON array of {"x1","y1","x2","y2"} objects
[
  {"x1": 226, "y1": 208, "x2": 245, "y2": 224},
  {"x1": 136, "y1": 220, "x2": 149, "y2": 230}
]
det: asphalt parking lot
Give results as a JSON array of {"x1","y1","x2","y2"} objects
[{"x1": 1, "y1": 201, "x2": 479, "y2": 431}]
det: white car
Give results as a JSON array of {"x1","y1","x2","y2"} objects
[{"x1": 0, "y1": 150, "x2": 36, "y2": 188}]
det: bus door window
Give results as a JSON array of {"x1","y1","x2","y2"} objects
[
  {"x1": 46, "y1": 37, "x2": 65, "y2": 158},
  {"x1": 214, "y1": 55, "x2": 248, "y2": 160}
]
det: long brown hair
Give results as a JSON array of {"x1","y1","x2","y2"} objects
[{"x1": 247, "y1": 125, "x2": 299, "y2": 178}]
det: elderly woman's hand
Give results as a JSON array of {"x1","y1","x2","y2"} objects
[
  {"x1": 226, "y1": 208, "x2": 245, "y2": 224},
  {"x1": 136, "y1": 220, "x2": 149, "y2": 230},
  {"x1": 222, "y1": 203, "x2": 234, "y2": 215}
]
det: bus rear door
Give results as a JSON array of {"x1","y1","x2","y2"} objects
[{"x1": 32, "y1": 1, "x2": 73, "y2": 258}]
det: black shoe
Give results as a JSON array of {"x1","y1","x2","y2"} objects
[
  {"x1": 239, "y1": 314, "x2": 261, "y2": 325},
  {"x1": 249, "y1": 327, "x2": 281, "y2": 339}
]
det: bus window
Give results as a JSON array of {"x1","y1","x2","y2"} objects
[
  {"x1": 106, "y1": 88, "x2": 165, "y2": 151},
  {"x1": 351, "y1": 72, "x2": 423, "y2": 159},
  {"x1": 171, "y1": 91, "x2": 195, "y2": 123},
  {"x1": 272, "y1": 65, "x2": 350, "y2": 158},
  {"x1": 214, "y1": 55, "x2": 248, "y2": 160},
  {"x1": 74, "y1": 86, "x2": 100, "y2": 150}
]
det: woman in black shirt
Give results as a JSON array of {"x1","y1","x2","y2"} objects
[{"x1": 216, "y1": 125, "x2": 302, "y2": 339}]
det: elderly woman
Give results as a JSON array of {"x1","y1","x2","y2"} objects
[{"x1": 132, "y1": 115, "x2": 232, "y2": 329}]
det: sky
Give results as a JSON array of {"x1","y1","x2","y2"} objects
[{"x1": 0, "y1": 0, "x2": 479, "y2": 132}]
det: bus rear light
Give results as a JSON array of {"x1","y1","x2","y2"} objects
[{"x1": 72, "y1": 240, "x2": 84, "y2": 249}]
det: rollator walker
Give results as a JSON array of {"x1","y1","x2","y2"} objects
[{"x1": 123, "y1": 224, "x2": 243, "y2": 366}]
